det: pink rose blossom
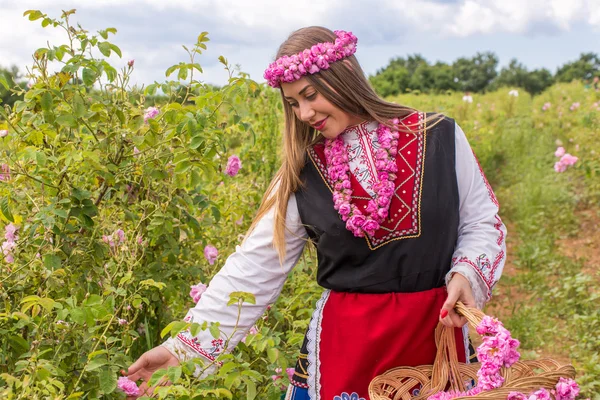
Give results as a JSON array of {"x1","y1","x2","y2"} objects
[
  {"x1": 560, "y1": 153, "x2": 578, "y2": 166},
  {"x1": 0, "y1": 130, "x2": 8, "y2": 138},
  {"x1": 555, "y1": 378, "x2": 580, "y2": 400},
  {"x1": 529, "y1": 388, "x2": 551, "y2": 400},
  {"x1": 190, "y1": 283, "x2": 208, "y2": 303},
  {"x1": 554, "y1": 147, "x2": 565, "y2": 157},
  {"x1": 225, "y1": 155, "x2": 242, "y2": 177},
  {"x1": 5, "y1": 223, "x2": 18, "y2": 242},
  {"x1": 117, "y1": 376, "x2": 140, "y2": 396},
  {"x1": 204, "y1": 245, "x2": 218, "y2": 265},
  {"x1": 286, "y1": 368, "x2": 295, "y2": 381},
  {"x1": 508, "y1": 392, "x2": 528, "y2": 400},
  {"x1": 143, "y1": 107, "x2": 159, "y2": 123},
  {"x1": 115, "y1": 229, "x2": 125, "y2": 243},
  {"x1": 554, "y1": 161, "x2": 568, "y2": 173},
  {"x1": 0, "y1": 163, "x2": 10, "y2": 181}
]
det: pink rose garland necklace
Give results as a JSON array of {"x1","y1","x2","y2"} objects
[{"x1": 324, "y1": 119, "x2": 400, "y2": 238}]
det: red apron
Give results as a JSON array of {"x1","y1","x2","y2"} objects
[{"x1": 303, "y1": 287, "x2": 466, "y2": 399}]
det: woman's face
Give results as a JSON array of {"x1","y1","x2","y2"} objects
[{"x1": 281, "y1": 77, "x2": 364, "y2": 139}]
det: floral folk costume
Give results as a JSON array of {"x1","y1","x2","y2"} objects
[{"x1": 162, "y1": 30, "x2": 506, "y2": 400}]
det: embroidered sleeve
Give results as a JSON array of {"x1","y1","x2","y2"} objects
[
  {"x1": 161, "y1": 192, "x2": 307, "y2": 373},
  {"x1": 446, "y1": 122, "x2": 507, "y2": 309}
]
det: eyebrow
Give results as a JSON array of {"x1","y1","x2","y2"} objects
[{"x1": 283, "y1": 85, "x2": 312, "y2": 100}]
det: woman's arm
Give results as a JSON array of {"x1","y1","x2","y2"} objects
[
  {"x1": 445, "y1": 121, "x2": 507, "y2": 310},
  {"x1": 161, "y1": 192, "x2": 307, "y2": 373}
]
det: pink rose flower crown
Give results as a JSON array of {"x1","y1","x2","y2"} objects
[{"x1": 263, "y1": 30, "x2": 358, "y2": 88}]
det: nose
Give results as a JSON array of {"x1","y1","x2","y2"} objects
[{"x1": 297, "y1": 101, "x2": 315, "y2": 123}]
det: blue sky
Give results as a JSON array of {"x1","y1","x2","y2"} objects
[{"x1": 0, "y1": 0, "x2": 598, "y2": 87}]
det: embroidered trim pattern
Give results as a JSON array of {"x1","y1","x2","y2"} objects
[
  {"x1": 176, "y1": 332, "x2": 224, "y2": 366},
  {"x1": 307, "y1": 290, "x2": 330, "y2": 400},
  {"x1": 307, "y1": 112, "x2": 426, "y2": 250},
  {"x1": 473, "y1": 152, "x2": 499, "y2": 207},
  {"x1": 334, "y1": 392, "x2": 365, "y2": 400}
]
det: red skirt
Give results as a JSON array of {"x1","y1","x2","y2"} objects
[{"x1": 302, "y1": 287, "x2": 466, "y2": 400}]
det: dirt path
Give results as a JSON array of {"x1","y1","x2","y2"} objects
[
  {"x1": 557, "y1": 207, "x2": 600, "y2": 284},
  {"x1": 481, "y1": 223, "x2": 574, "y2": 365}
]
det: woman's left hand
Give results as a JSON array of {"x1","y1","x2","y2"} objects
[{"x1": 439, "y1": 273, "x2": 476, "y2": 328}]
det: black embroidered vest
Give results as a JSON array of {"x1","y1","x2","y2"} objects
[{"x1": 295, "y1": 113, "x2": 459, "y2": 293}]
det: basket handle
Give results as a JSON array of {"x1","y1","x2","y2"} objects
[{"x1": 427, "y1": 301, "x2": 486, "y2": 394}]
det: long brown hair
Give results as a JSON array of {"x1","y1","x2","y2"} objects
[{"x1": 246, "y1": 26, "x2": 443, "y2": 265}]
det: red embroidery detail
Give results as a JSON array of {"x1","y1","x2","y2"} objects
[
  {"x1": 290, "y1": 379, "x2": 310, "y2": 389},
  {"x1": 494, "y1": 215, "x2": 504, "y2": 246},
  {"x1": 308, "y1": 112, "x2": 425, "y2": 248},
  {"x1": 473, "y1": 152, "x2": 499, "y2": 207},
  {"x1": 176, "y1": 333, "x2": 224, "y2": 366}
]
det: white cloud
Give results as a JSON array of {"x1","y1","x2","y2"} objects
[{"x1": 0, "y1": 0, "x2": 598, "y2": 86}]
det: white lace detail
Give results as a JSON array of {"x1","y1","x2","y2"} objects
[
  {"x1": 307, "y1": 290, "x2": 330, "y2": 400},
  {"x1": 342, "y1": 120, "x2": 379, "y2": 197}
]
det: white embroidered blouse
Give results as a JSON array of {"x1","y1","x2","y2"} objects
[{"x1": 162, "y1": 121, "x2": 507, "y2": 370}]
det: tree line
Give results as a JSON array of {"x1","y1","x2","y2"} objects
[
  {"x1": 2, "y1": 52, "x2": 599, "y2": 108},
  {"x1": 368, "y1": 52, "x2": 600, "y2": 97}
]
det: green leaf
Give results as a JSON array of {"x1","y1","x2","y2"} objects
[
  {"x1": 166, "y1": 365, "x2": 182, "y2": 384},
  {"x1": 73, "y1": 94, "x2": 85, "y2": 118},
  {"x1": 160, "y1": 320, "x2": 188, "y2": 338},
  {"x1": 99, "y1": 367, "x2": 117, "y2": 394},
  {"x1": 56, "y1": 115, "x2": 78, "y2": 128},
  {"x1": 246, "y1": 379, "x2": 257, "y2": 400},
  {"x1": 82, "y1": 68, "x2": 97, "y2": 86},
  {"x1": 149, "y1": 369, "x2": 167, "y2": 387},
  {"x1": 36, "y1": 151, "x2": 47, "y2": 167},
  {"x1": 0, "y1": 197, "x2": 14, "y2": 222},
  {"x1": 209, "y1": 322, "x2": 220, "y2": 339},
  {"x1": 0, "y1": 74, "x2": 9, "y2": 90},
  {"x1": 165, "y1": 65, "x2": 179, "y2": 77},
  {"x1": 139, "y1": 279, "x2": 166, "y2": 290},
  {"x1": 267, "y1": 347, "x2": 279, "y2": 363},
  {"x1": 227, "y1": 291, "x2": 256, "y2": 306},
  {"x1": 109, "y1": 43, "x2": 122, "y2": 58},
  {"x1": 189, "y1": 136, "x2": 204, "y2": 150},
  {"x1": 41, "y1": 92, "x2": 53, "y2": 112},
  {"x1": 86, "y1": 358, "x2": 107, "y2": 372},
  {"x1": 44, "y1": 254, "x2": 62, "y2": 270},
  {"x1": 178, "y1": 66, "x2": 188, "y2": 81},
  {"x1": 24, "y1": 10, "x2": 44, "y2": 21},
  {"x1": 97, "y1": 42, "x2": 111, "y2": 57}
]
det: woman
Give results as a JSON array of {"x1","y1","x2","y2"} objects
[{"x1": 125, "y1": 27, "x2": 506, "y2": 400}]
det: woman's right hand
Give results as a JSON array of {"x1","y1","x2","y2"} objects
[{"x1": 125, "y1": 346, "x2": 180, "y2": 399}]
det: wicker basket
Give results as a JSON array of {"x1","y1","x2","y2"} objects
[{"x1": 368, "y1": 302, "x2": 576, "y2": 400}]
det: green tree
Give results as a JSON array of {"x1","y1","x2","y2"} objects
[
  {"x1": 555, "y1": 52, "x2": 600, "y2": 82},
  {"x1": 452, "y1": 52, "x2": 499, "y2": 93},
  {"x1": 492, "y1": 59, "x2": 554, "y2": 96},
  {"x1": 431, "y1": 62, "x2": 459, "y2": 92}
]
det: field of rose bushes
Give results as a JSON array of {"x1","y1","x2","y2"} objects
[{"x1": 1, "y1": 9, "x2": 599, "y2": 400}]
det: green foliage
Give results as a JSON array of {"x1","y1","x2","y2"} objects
[
  {"x1": 0, "y1": 9, "x2": 299, "y2": 399},
  {"x1": 369, "y1": 51, "x2": 600, "y2": 98}
]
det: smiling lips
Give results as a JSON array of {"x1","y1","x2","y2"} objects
[{"x1": 312, "y1": 117, "x2": 328, "y2": 131}]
